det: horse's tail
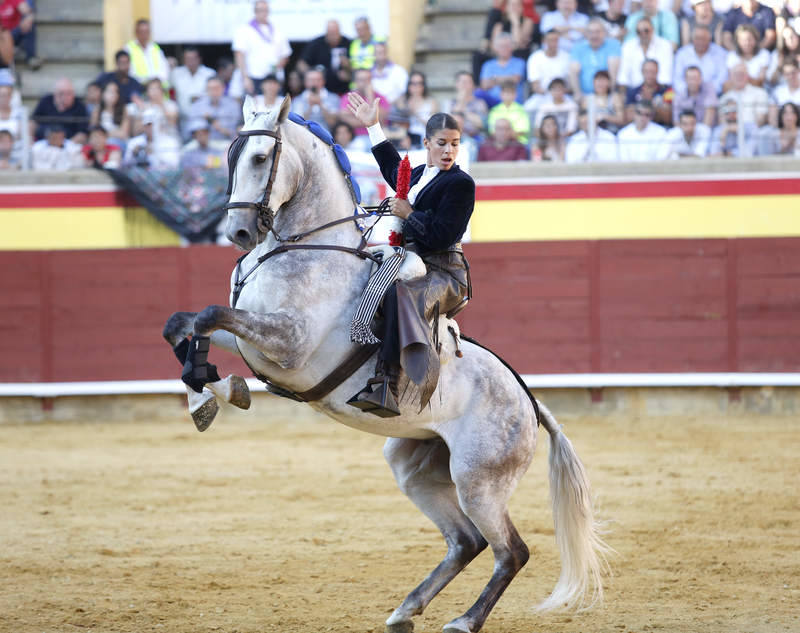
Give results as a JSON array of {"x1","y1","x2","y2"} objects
[{"x1": 535, "y1": 401, "x2": 612, "y2": 612}]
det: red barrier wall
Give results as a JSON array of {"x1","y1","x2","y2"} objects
[{"x1": 2, "y1": 239, "x2": 800, "y2": 382}]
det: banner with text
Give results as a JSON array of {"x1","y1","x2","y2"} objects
[{"x1": 151, "y1": 0, "x2": 389, "y2": 43}]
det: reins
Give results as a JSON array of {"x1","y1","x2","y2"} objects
[{"x1": 230, "y1": 201, "x2": 392, "y2": 308}]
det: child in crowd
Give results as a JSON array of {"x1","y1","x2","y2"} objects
[{"x1": 82, "y1": 124, "x2": 121, "y2": 169}]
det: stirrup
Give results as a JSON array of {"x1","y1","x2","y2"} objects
[{"x1": 346, "y1": 375, "x2": 401, "y2": 417}]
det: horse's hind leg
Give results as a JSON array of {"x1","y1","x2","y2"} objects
[
  {"x1": 442, "y1": 509, "x2": 529, "y2": 633},
  {"x1": 383, "y1": 438, "x2": 488, "y2": 633},
  {"x1": 440, "y1": 423, "x2": 535, "y2": 633}
]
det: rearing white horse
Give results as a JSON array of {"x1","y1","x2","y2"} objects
[{"x1": 163, "y1": 95, "x2": 610, "y2": 633}]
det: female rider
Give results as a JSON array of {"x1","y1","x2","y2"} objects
[{"x1": 345, "y1": 91, "x2": 476, "y2": 417}]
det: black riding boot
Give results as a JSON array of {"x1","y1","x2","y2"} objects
[{"x1": 347, "y1": 285, "x2": 402, "y2": 417}]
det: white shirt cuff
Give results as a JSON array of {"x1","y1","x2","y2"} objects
[{"x1": 367, "y1": 123, "x2": 387, "y2": 146}]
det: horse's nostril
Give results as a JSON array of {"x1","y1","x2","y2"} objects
[{"x1": 236, "y1": 229, "x2": 251, "y2": 243}]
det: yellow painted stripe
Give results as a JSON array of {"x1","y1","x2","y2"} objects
[
  {"x1": 3, "y1": 193, "x2": 798, "y2": 250},
  {"x1": 471, "y1": 195, "x2": 800, "y2": 241},
  {"x1": 2, "y1": 207, "x2": 181, "y2": 250}
]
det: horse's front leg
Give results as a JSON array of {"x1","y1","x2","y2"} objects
[
  {"x1": 164, "y1": 311, "x2": 240, "y2": 356},
  {"x1": 164, "y1": 310, "x2": 251, "y2": 432},
  {"x1": 163, "y1": 311, "x2": 198, "y2": 347},
  {"x1": 193, "y1": 305, "x2": 309, "y2": 370}
]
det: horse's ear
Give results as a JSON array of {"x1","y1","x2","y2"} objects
[
  {"x1": 278, "y1": 94, "x2": 291, "y2": 124},
  {"x1": 242, "y1": 94, "x2": 258, "y2": 124}
]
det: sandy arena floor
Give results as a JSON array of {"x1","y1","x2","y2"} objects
[{"x1": 1, "y1": 403, "x2": 798, "y2": 633}]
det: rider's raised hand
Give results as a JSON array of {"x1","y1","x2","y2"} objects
[{"x1": 346, "y1": 92, "x2": 380, "y2": 127}]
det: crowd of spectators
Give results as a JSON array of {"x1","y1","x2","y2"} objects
[
  {"x1": 2, "y1": 2, "x2": 422, "y2": 171},
  {"x1": 466, "y1": 0, "x2": 800, "y2": 161},
  {"x1": 3, "y1": 0, "x2": 800, "y2": 173}
]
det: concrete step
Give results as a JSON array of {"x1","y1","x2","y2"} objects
[
  {"x1": 425, "y1": 0, "x2": 490, "y2": 12},
  {"x1": 37, "y1": 23, "x2": 104, "y2": 62},
  {"x1": 429, "y1": 88, "x2": 455, "y2": 104},
  {"x1": 414, "y1": 51, "x2": 474, "y2": 87},
  {"x1": 416, "y1": 14, "x2": 486, "y2": 53},
  {"x1": 36, "y1": 0, "x2": 103, "y2": 23},
  {"x1": 20, "y1": 61, "x2": 104, "y2": 100}
]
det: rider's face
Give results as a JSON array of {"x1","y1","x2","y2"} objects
[{"x1": 424, "y1": 128, "x2": 460, "y2": 170}]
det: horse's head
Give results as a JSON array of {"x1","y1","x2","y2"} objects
[{"x1": 225, "y1": 94, "x2": 301, "y2": 250}]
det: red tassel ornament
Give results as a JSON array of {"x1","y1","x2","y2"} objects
[
  {"x1": 389, "y1": 154, "x2": 412, "y2": 246},
  {"x1": 395, "y1": 154, "x2": 411, "y2": 200}
]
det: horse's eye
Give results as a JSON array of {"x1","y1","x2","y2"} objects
[{"x1": 253, "y1": 154, "x2": 268, "y2": 164}]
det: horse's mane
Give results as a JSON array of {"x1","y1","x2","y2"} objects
[{"x1": 226, "y1": 133, "x2": 250, "y2": 196}]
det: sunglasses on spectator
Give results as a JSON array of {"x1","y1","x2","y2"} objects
[
  {"x1": 637, "y1": 27, "x2": 652, "y2": 34},
  {"x1": 635, "y1": 109, "x2": 652, "y2": 116},
  {"x1": 409, "y1": 80, "x2": 424, "y2": 85}
]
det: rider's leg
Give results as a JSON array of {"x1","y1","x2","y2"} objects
[{"x1": 347, "y1": 283, "x2": 402, "y2": 417}]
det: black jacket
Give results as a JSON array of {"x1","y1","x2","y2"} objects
[{"x1": 372, "y1": 140, "x2": 475, "y2": 255}]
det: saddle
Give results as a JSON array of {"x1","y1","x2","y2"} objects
[{"x1": 348, "y1": 245, "x2": 466, "y2": 416}]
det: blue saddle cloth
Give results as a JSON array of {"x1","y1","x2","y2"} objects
[{"x1": 288, "y1": 112, "x2": 361, "y2": 204}]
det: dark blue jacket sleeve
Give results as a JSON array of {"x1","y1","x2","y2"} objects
[
  {"x1": 404, "y1": 174, "x2": 475, "y2": 253},
  {"x1": 371, "y1": 140, "x2": 401, "y2": 190}
]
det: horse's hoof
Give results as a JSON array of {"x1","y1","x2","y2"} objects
[
  {"x1": 385, "y1": 620, "x2": 414, "y2": 633},
  {"x1": 189, "y1": 390, "x2": 219, "y2": 432},
  {"x1": 442, "y1": 618, "x2": 472, "y2": 633},
  {"x1": 227, "y1": 375, "x2": 251, "y2": 409},
  {"x1": 208, "y1": 375, "x2": 251, "y2": 410}
]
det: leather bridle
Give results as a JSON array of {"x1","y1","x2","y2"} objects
[{"x1": 222, "y1": 127, "x2": 283, "y2": 236}]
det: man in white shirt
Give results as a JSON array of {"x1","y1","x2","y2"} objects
[
  {"x1": 124, "y1": 110, "x2": 180, "y2": 169},
  {"x1": 188, "y1": 77, "x2": 242, "y2": 144},
  {"x1": 527, "y1": 29, "x2": 571, "y2": 99},
  {"x1": 370, "y1": 42, "x2": 408, "y2": 104},
  {"x1": 772, "y1": 59, "x2": 800, "y2": 108},
  {"x1": 617, "y1": 100, "x2": 669, "y2": 161},
  {"x1": 565, "y1": 108, "x2": 620, "y2": 162},
  {"x1": 672, "y1": 25, "x2": 728, "y2": 96},
  {"x1": 540, "y1": 0, "x2": 591, "y2": 53},
  {"x1": 720, "y1": 63, "x2": 769, "y2": 127},
  {"x1": 618, "y1": 17, "x2": 674, "y2": 89},
  {"x1": 709, "y1": 97, "x2": 757, "y2": 157},
  {"x1": 665, "y1": 109, "x2": 711, "y2": 158},
  {"x1": 533, "y1": 78, "x2": 579, "y2": 136},
  {"x1": 290, "y1": 67, "x2": 340, "y2": 133},
  {"x1": 233, "y1": 0, "x2": 291, "y2": 96},
  {"x1": 31, "y1": 125, "x2": 83, "y2": 171},
  {"x1": 170, "y1": 47, "x2": 216, "y2": 122}
]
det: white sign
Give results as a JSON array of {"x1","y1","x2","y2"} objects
[{"x1": 150, "y1": 0, "x2": 389, "y2": 44}]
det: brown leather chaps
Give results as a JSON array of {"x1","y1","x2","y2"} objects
[{"x1": 378, "y1": 248, "x2": 469, "y2": 411}]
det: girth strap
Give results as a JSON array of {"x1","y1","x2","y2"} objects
[{"x1": 251, "y1": 342, "x2": 380, "y2": 403}]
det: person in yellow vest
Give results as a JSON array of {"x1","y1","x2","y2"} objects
[
  {"x1": 125, "y1": 18, "x2": 170, "y2": 89},
  {"x1": 349, "y1": 16, "x2": 383, "y2": 71}
]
